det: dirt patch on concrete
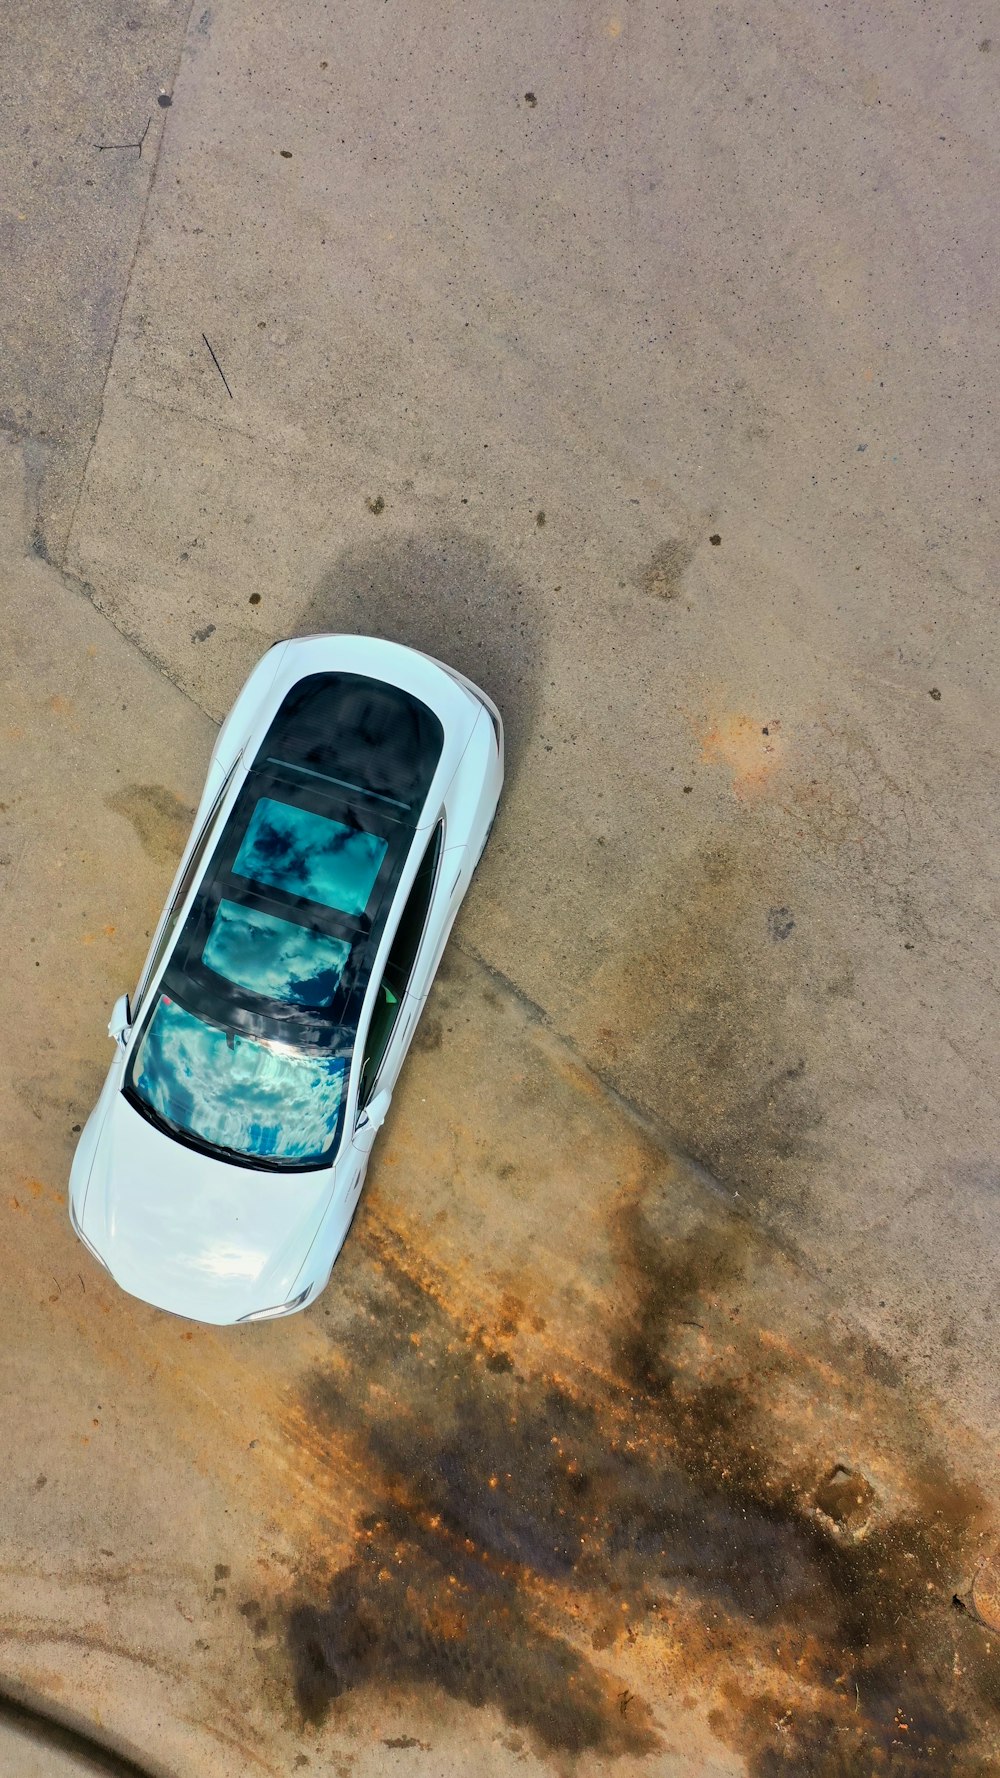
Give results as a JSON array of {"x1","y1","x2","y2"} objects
[
  {"x1": 105, "y1": 785, "x2": 195, "y2": 866},
  {"x1": 273, "y1": 1176, "x2": 1000, "y2": 1772},
  {"x1": 576, "y1": 830, "x2": 831, "y2": 1220},
  {"x1": 639, "y1": 539, "x2": 696, "y2": 601}
]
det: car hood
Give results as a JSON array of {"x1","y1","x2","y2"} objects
[{"x1": 76, "y1": 1090, "x2": 335, "y2": 1323}]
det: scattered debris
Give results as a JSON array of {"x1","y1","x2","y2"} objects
[
  {"x1": 94, "y1": 117, "x2": 151, "y2": 156},
  {"x1": 201, "y1": 332, "x2": 233, "y2": 399}
]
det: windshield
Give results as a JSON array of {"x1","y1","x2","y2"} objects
[{"x1": 131, "y1": 994, "x2": 348, "y2": 1164}]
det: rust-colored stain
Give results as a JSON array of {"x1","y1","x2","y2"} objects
[
  {"x1": 12, "y1": 954, "x2": 999, "y2": 1772},
  {"x1": 267, "y1": 1185, "x2": 1000, "y2": 1773},
  {"x1": 700, "y1": 714, "x2": 785, "y2": 798}
]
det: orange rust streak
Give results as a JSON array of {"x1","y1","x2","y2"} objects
[{"x1": 700, "y1": 713, "x2": 785, "y2": 798}]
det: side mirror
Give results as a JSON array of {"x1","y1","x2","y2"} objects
[
  {"x1": 354, "y1": 1087, "x2": 392, "y2": 1151},
  {"x1": 108, "y1": 993, "x2": 132, "y2": 1048}
]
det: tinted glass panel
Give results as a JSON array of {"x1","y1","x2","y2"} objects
[
  {"x1": 259, "y1": 673, "x2": 444, "y2": 816},
  {"x1": 134, "y1": 995, "x2": 346, "y2": 1162},
  {"x1": 202, "y1": 899, "x2": 350, "y2": 1006},
  {"x1": 233, "y1": 797, "x2": 387, "y2": 915},
  {"x1": 359, "y1": 824, "x2": 443, "y2": 1104}
]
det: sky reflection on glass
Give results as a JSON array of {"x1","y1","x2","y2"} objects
[
  {"x1": 234, "y1": 797, "x2": 387, "y2": 916},
  {"x1": 203, "y1": 899, "x2": 350, "y2": 1006},
  {"x1": 134, "y1": 996, "x2": 346, "y2": 1161}
]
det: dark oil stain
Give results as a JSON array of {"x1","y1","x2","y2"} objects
[
  {"x1": 639, "y1": 539, "x2": 695, "y2": 601},
  {"x1": 157, "y1": 93, "x2": 172, "y2": 107},
  {"x1": 524, "y1": 91, "x2": 537, "y2": 107},
  {"x1": 579, "y1": 838, "x2": 825, "y2": 1215},
  {"x1": 413, "y1": 1015, "x2": 443, "y2": 1052},
  {"x1": 709, "y1": 533, "x2": 722, "y2": 546},
  {"x1": 274, "y1": 1191, "x2": 1000, "y2": 1772},
  {"x1": 767, "y1": 905, "x2": 795, "y2": 941},
  {"x1": 106, "y1": 784, "x2": 195, "y2": 866},
  {"x1": 300, "y1": 533, "x2": 544, "y2": 780},
  {"x1": 240, "y1": 1599, "x2": 270, "y2": 1638},
  {"x1": 863, "y1": 1340, "x2": 903, "y2": 1389},
  {"x1": 191, "y1": 623, "x2": 216, "y2": 642}
]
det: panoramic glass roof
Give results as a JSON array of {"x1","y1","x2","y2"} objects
[
  {"x1": 127, "y1": 671, "x2": 446, "y2": 1168},
  {"x1": 233, "y1": 798, "x2": 388, "y2": 916},
  {"x1": 202, "y1": 899, "x2": 351, "y2": 1007}
]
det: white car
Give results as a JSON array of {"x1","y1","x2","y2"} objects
[{"x1": 69, "y1": 635, "x2": 503, "y2": 1323}]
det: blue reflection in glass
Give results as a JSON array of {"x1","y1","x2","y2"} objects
[
  {"x1": 134, "y1": 996, "x2": 346, "y2": 1161},
  {"x1": 234, "y1": 797, "x2": 387, "y2": 916},
  {"x1": 203, "y1": 899, "x2": 350, "y2": 1006}
]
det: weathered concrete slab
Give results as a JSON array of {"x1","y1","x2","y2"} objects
[
  {"x1": 0, "y1": 0, "x2": 190, "y2": 559},
  {"x1": 63, "y1": 1, "x2": 1000, "y2": 1437},
  {"x1": 3, "y1": 1, "x2": 1000, "y2": 1770}
]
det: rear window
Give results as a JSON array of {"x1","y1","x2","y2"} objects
[{"x1": 258, "y1": 671, "x2": 444, "y2": 817}]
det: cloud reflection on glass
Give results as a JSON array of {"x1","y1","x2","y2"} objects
[
  {"x1": 233, "y1": 797, "x2": 387, "y2": 915},
  {"x1": 134, "y1": 996, "x2": 346, "y2": 1162},
  {"x1": 202, "y1": 899, "x2": 350, "y2": 1006}
]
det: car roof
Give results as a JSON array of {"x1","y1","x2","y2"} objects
[{"x1": 259, "y1": 670, "x2": 445, "y2": 819}]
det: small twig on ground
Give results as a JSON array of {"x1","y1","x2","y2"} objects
[
  {"x1": 202, "y1": 332, "x2": 234, "y2": 399},
  {"x1": 95, "y1": 117, "x2": 151, "y2": 156}
]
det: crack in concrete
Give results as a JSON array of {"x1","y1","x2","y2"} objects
[{"x1": 61, "y1": 0, "x2": 202, "y2": 576}]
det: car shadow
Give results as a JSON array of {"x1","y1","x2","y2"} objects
[{"x1": 297, "y1": 532, "x2": 545, "y2": 785}]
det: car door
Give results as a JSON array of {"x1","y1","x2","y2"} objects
[{"x1": 356, "y1": 821, "x2": 445, "y2": 1113}]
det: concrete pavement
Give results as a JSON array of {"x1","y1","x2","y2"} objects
[{"x1": 3, "y1": 1, "x2": 1000, "y2": 1771}]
